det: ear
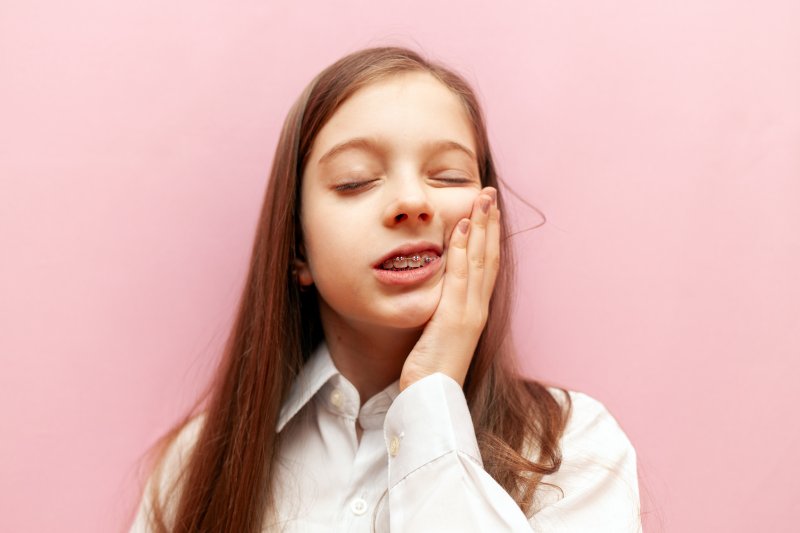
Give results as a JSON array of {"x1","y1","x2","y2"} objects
[{"x1": 292, "y1": 243, "x2": 314, "y2": 287}]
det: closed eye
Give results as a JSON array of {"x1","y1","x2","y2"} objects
[
  {"x1": 333, "y1": 179, "x2": 377, "y2": 192},
  {"x1": 433, "y1": 176, "x2": 474, "y2": 185},
  {"x1": 334, "y1": 175, "x2": 473, "y2": 192}
]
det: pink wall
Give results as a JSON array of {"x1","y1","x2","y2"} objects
[{"x1": 2, "y1": 1, "x2": 798, "y2": 531}]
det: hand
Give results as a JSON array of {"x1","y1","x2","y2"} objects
[{"x1": 399, "y1": 186, "x2": 501, "y2": 391}]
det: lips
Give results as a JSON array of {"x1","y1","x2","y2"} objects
[{"x1": 373, "y1": 241, "x2": 443, "y2": 268}]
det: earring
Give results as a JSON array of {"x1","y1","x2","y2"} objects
[{"x1": 291, "y1": 264, "x2": 312, "y2": 292}]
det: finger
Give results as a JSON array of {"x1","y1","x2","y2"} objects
[
  {"x1": 465, "y1": 189, "x2": 492, "y2": 310},
  {"x1": 440, "y1": 216, "x2": 471, "y2": 312},
  {"x1": 482, "y1": 198, "x2": 501, "y2": 305}
]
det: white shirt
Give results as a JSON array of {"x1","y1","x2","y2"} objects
[{"x1": 131, "y1": 342, "x2": 642, "y2": 532}]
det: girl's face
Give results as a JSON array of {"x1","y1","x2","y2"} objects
[{"x1": 299, "y1": 71, "x2": 482, "y2": 332}]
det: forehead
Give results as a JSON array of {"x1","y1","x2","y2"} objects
[{"x1": 307, "y1": 71, "x2": 477, "y2": 166}]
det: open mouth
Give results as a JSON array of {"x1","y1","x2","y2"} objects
[
  {"x1": 379, "y1": 251, "x2": 440, "y2": 271},
  {"x1": 372, "y1": 242, "x2": 444, "y2": 286}
]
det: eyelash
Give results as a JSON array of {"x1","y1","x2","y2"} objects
[
  {"x1": 335, "y1": 180, "x2": 375, "y2": 192},
  {"x1": 334, "y1": 176, "x2": 471, "y2": 192}
]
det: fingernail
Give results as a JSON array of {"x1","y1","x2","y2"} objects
[
  {"x1": 458, "y1": 219, "x2": 470, "y2": 234},
  {"x1": 486, "y1": 189, "x2": 497, "y2": 202},
  {"x1": 480, "y1": 196, "x2": 490, "y2": 213}
]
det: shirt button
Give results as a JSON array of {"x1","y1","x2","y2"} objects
[
  {"x1": 330, "y1": 388, "x2": 344, "y2": 409},
  {"x1": 388, "y1": 435, "x2": 400, "y2": 457},
  {"x1": 350, "y1": 497, "x2": 367, "y2": 516}
]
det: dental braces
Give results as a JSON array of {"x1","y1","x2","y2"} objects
[
  {"x1": 395, "y1": 255, "x2": 434, "y2": 263},
  {"x1": 381, "y1": 254, "x2": 436, "y2": 270}
]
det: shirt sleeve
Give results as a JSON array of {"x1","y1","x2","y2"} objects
[
  {"x1": 128, "y1": 415, "x2": 206, "y2": 533},
  {"x1": 382, "y1": 373, "x2": 642, "y2": 532},
  {"x1": 128, "y1": 469, "x2": 158, "y2": 533}
]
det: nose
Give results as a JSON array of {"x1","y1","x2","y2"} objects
[{"x1": 382, "y1": 175, "x2": 433, "y2": 228}]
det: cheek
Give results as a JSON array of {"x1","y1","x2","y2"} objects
[
  {"x1": 437, "y1": 189, "x2": 480, "y2": 237},
  {"x1": 300, "y1": 205, "x2": 365, "y2": 280}
]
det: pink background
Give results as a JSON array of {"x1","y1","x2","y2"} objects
[{"x1": 2, "y1": 1, "x2": 798, "y2": 531}]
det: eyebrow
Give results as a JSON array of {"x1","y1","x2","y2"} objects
[{"x1": 316, "y1": 136, "x2": 477, "y2": 166}]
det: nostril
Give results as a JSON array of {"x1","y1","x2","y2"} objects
[
  {"x1": 419, "y1": 213, "x2": 430, "y2": 222},
  {"x1": 394, "y1": 214, "x2": 407, "y2": 223}
]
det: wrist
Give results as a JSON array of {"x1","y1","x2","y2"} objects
[{"x1": 399, "y1": 364, "x2": 466, "y2": 392}]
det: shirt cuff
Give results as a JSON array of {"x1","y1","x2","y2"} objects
[{"x1": 383, "y1": 372, "x2": 483, "y2": 488}]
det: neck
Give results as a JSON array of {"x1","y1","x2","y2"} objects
[{"x1": 318, "y1": 300, "x2": 422, "y2": 405}]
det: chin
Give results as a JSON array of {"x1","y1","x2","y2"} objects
[
  {"x1": 375, "y1": 297, "x2": 438, "y2": 329},
  {"x1": 382, "y1": 310, "x2": 434, "y2": 330}
]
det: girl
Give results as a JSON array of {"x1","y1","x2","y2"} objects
[{"x1": 130, "y1": 46, "x2": 641, "y2": 532}]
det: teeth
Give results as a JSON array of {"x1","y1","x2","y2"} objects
[{"x1": 381, "y1": 251, "x2": 438, "y2": 270}]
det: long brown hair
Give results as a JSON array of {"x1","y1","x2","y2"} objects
[{"x1": 138, "y1": 45, "x2": 571, "y2": 532}]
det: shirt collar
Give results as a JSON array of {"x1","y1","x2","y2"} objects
[
  {"x1": 276, "y1": 340, "x2": 403, "y2": 432},
  {"x1": 276, "y1": 341, "x2": 339, "y2": 432}
]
